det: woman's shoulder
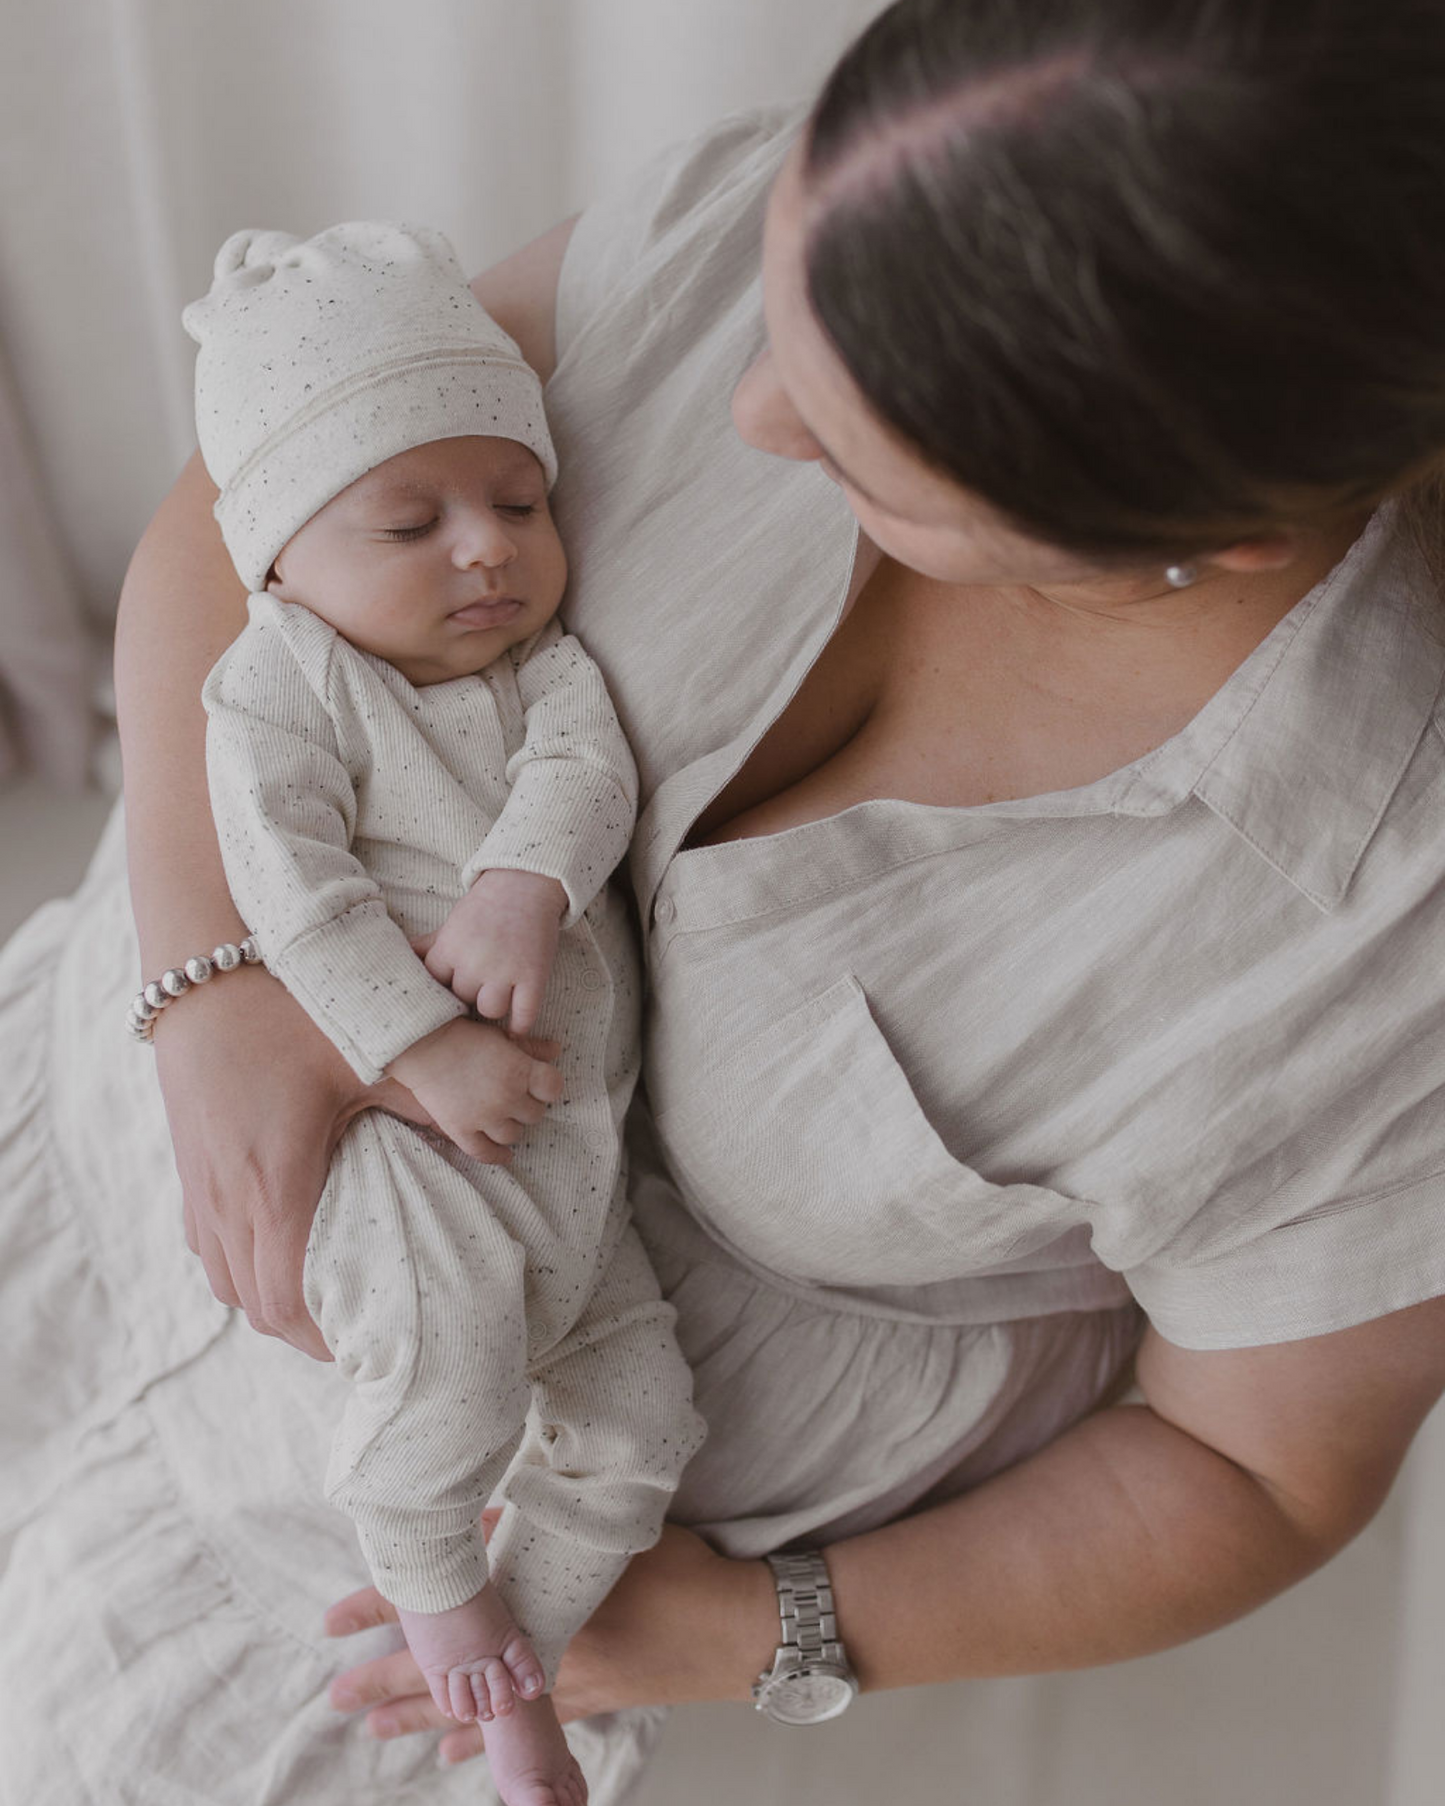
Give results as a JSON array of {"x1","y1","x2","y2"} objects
[{"x1": 554, "y1": 103, "x2": 804, "y2": 362}]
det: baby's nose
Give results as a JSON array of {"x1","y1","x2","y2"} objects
[{"x1": 455, "y1": 517, "x2": 516, "y2": 568}]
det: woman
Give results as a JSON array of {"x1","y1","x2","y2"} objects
[{"x1": 6, "y1": 0, "x2": 1445, "y2": 1797}]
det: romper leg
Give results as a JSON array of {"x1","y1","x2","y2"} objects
[
  {"x1": 485, "y1": 1224, "x2": 706, "y2": 1682},
  {"x1": 303, "y1": 1110, "x2": 532, "y2": 1614}
]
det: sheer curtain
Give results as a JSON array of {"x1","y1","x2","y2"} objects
[{"x1": 1, "y1": 3, "x2": 1441, "y2": 1800}]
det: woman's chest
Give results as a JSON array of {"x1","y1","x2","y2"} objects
[{"x1": 690, "y1": 557, "x2": 1219, "y2": 847}]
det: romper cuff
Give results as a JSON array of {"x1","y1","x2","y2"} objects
[
  {"x1": 347, "y1": 1501, "x2": 491, "y2": 1615},
  {"x1": 264, "y1": 898, "x2": 465, "y2": 1084},
  {"x1": 459, "y1": 767, "x2": 633, "y2": 928}
]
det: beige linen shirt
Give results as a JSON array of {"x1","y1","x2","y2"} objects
[{"x1": 545, "y1": 108, "x2": 1445, "y2": 1353}]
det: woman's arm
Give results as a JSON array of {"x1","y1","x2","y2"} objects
[
  {"x1": 325, "y1": 1294, "x2": 1445, "y2": 1758},
  {"x1": 112, "y1": 215, "x2": 578, "y2": 1356}
]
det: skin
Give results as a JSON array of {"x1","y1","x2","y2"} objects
[{"x1": 112, "y1": 147, "x2": 1445, "y2": 1770}]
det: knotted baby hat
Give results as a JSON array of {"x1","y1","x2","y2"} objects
[{"x1": 183, "y1": 220, "x2": 557, "y2": 592}]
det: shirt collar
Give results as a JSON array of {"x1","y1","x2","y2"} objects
[{"x1": 1111, "y1": 501, "x2": 1445, "y2": 912}]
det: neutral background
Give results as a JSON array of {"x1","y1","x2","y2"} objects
[{"x1": 2, "y1": 4, "x2": 1442, "y2": 1802}]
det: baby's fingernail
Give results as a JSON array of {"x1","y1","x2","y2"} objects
[{"x1": 522, "y1": 1676, "x2": 542, "y2": 1695}]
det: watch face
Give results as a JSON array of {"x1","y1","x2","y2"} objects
[{"x1": 765, "y1": 1668, "x2": 857, "y2": 1724}]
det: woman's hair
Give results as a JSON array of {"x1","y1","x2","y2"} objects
[{"x1": 801, "y1": 0, "x2": 1445, "y2": 567}]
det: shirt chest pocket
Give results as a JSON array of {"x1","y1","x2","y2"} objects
[{"x1": 651, "y1": 974, "x2": 1091, "y2": 1286}]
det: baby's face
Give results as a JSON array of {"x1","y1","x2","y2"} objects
[{"x1": 268, "y1": 436, "x2": 567, "y2": 685}]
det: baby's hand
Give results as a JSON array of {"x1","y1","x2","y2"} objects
[
  {"x1": 388, "y1": 1019, "x2": 564, "y2": 1161},
  {"x1": 424, "y1": 870, "x2": 567, "y2": 1036}
]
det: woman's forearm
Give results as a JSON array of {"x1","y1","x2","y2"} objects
[
  {"x1": 114, "y1": 449, "x2": 251, "y2": 967},
  {"x1": 823, "y1": 1400, "x2": 1338, "y2": 1692},
  {"x1": 328, "y1": 1397, "x2": 1345, "y2": 1754}
]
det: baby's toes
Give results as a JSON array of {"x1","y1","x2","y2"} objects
[
  {"x1": 448, "y1": 1666, "x2": 484, "y2": 1722},
  {"x1": 478, "y1": 1654, "x2": 517, "y2": 1720},
  {"x1": 425, "y1": 1672, "x2": 458, "y2": 1721},
  {"x1": 501, "y1": 1632, "x2": 548, "y2": 1702}
]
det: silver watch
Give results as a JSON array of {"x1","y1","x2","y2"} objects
[{"x1": 752, "y1": 1549, "x2": 859, "y2": 1724}]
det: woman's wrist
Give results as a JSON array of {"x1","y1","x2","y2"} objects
[{"x1": 549, "y1": 1530, "x2": 778, "y2": 1720}]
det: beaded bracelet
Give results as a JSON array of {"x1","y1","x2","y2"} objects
[{"x1": 126, "y1": 936, "x2": 262, "y2": 1044}]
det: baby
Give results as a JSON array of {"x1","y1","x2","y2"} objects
[{"x1": 179, "y1": 222, "x2": 705, "y2": 1806}]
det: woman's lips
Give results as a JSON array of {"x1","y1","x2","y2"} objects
[{"x1": 448, "y1": 597, "x2": 524, "y2": 629}]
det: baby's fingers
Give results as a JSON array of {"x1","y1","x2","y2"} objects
[
  {"x1": 509, "y1": 1094, "x2": 550, "y2": 1128},
  {"x1": 527, "y1": 1060, "x2": 566, "y2": 1106},
  {"x1": 507, "y1": 978, "x2": 545, "y2": 1038},
  {"x1": 422, "y1": 944, "x2": 455, "y2": 988},
  {"x1": 476, "y1": 978, "x2": 515, "y2": 1022}
]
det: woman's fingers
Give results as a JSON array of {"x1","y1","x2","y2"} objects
[
  {"x1": 328, "y1": 1645, "x2": 434, "y2": 1716},
  {"x1": 437, "y1": 1722, "x2": 486, "y2": 1765},
  {"x1": 250, "y1": 1199, "x2": 332, "y2": 1361},
  {"x1": 323, "y1": 1585, "x2": 397, "y2": 1637},
  {"x1": 188, "y1": 1199, "x2": 243, "y2": 1309},
  {"x1": 153, "y1": 970, "x2": 364, "y2": 1355},
  {"x1": 324, "y1": 1561, "x2": 491, "y2": 1761}
]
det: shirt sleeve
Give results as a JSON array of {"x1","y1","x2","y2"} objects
[
  {"x1": 1123, "y1": 1165, "x2": 1445, "y2": 1350},
  {"x1": 203, "y1": 612, "x2": 465, "y2": 1083},
  {"x1": 460, "y1": 623, "x2": 638, "y2": 925}
]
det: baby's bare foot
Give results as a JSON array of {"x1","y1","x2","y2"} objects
[
  {"x1": 483, "y1": 1694, "x2": 587, "y2": 1806},
  {"x1": 395, "y1": 1584, "x2": 547, "y2": 1725}
]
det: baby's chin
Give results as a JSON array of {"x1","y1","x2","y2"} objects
[{"x1": 389, "y1": 619, "x2": 550, "y2": 687}]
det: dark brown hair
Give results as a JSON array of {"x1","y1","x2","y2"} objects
[{"x1": 802, "y1": 0, "x2": 1445, "y2": 564}]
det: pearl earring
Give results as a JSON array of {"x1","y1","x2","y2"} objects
[{"x1": 1163, "y1": 563, "x2": 1199, "y2": 589}]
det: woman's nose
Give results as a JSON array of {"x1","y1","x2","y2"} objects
[
  {"x1": 453, "y1": 511, "x2": 516, "y2": 570},
  {"x1": 731, "y1": 348, "x2": 823, "y2": 462}
]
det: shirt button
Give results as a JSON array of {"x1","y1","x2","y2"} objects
[
  {"x1": 653, "y1": 895, "x2": 677, "y2": 926},
  {"x1": 580, "y1": 965, "x2": 605, "y2": 992}
]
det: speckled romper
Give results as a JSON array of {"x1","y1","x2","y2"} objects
[{"x1": 202, "y1": 592, "x2": 704, "y2": 1682}]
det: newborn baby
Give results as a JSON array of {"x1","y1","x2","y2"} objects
[{"x1": 178, "y1": 221, "x2": 704, "y2": 1806}]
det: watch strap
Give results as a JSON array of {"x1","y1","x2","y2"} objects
[{"x1": 766, "y1": 1550, "x2": 848, "y2": 1671}]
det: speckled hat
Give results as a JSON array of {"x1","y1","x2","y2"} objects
[{"x1": 182, "y1": 220, "x2": 557, "y2": 592}]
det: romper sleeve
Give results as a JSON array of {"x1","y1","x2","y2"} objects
[
  {"x1": 460, "y1": 620, "x2": 638, "y2": 926},
  {"x1": 202, "y1": 603, "x2": 465, "y2": 1083}
]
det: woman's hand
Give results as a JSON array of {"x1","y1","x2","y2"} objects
[
  {"x1": 323, "y1": 1525, "x2": 776, "y2": 1763},
  {"x1": 153, "y1": 964, "x2": 439, "y2": 1360}
]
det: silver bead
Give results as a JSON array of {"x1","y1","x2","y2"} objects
[
  {"x1": 132, "y1": 994, "x2": 159, "y2": 1022},
  {"x1": 184, "y1": 955, "x2": 215, "y2": 984},
  {"x1": 144, "y1": 980, "x2": 169, "y2": 1010},
  {"x1": 161, "y1": 968, "x2": 191, "y2": 997},
  {"x1": 1164, "y1": 563, "x2": 1199, "y2": 589},
  {"x1": 240, "y1": 936, "x2": 262, "y2": 964},
  {"x1": 212, "y1": 942, "x2": 242, "y2": 972}
]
